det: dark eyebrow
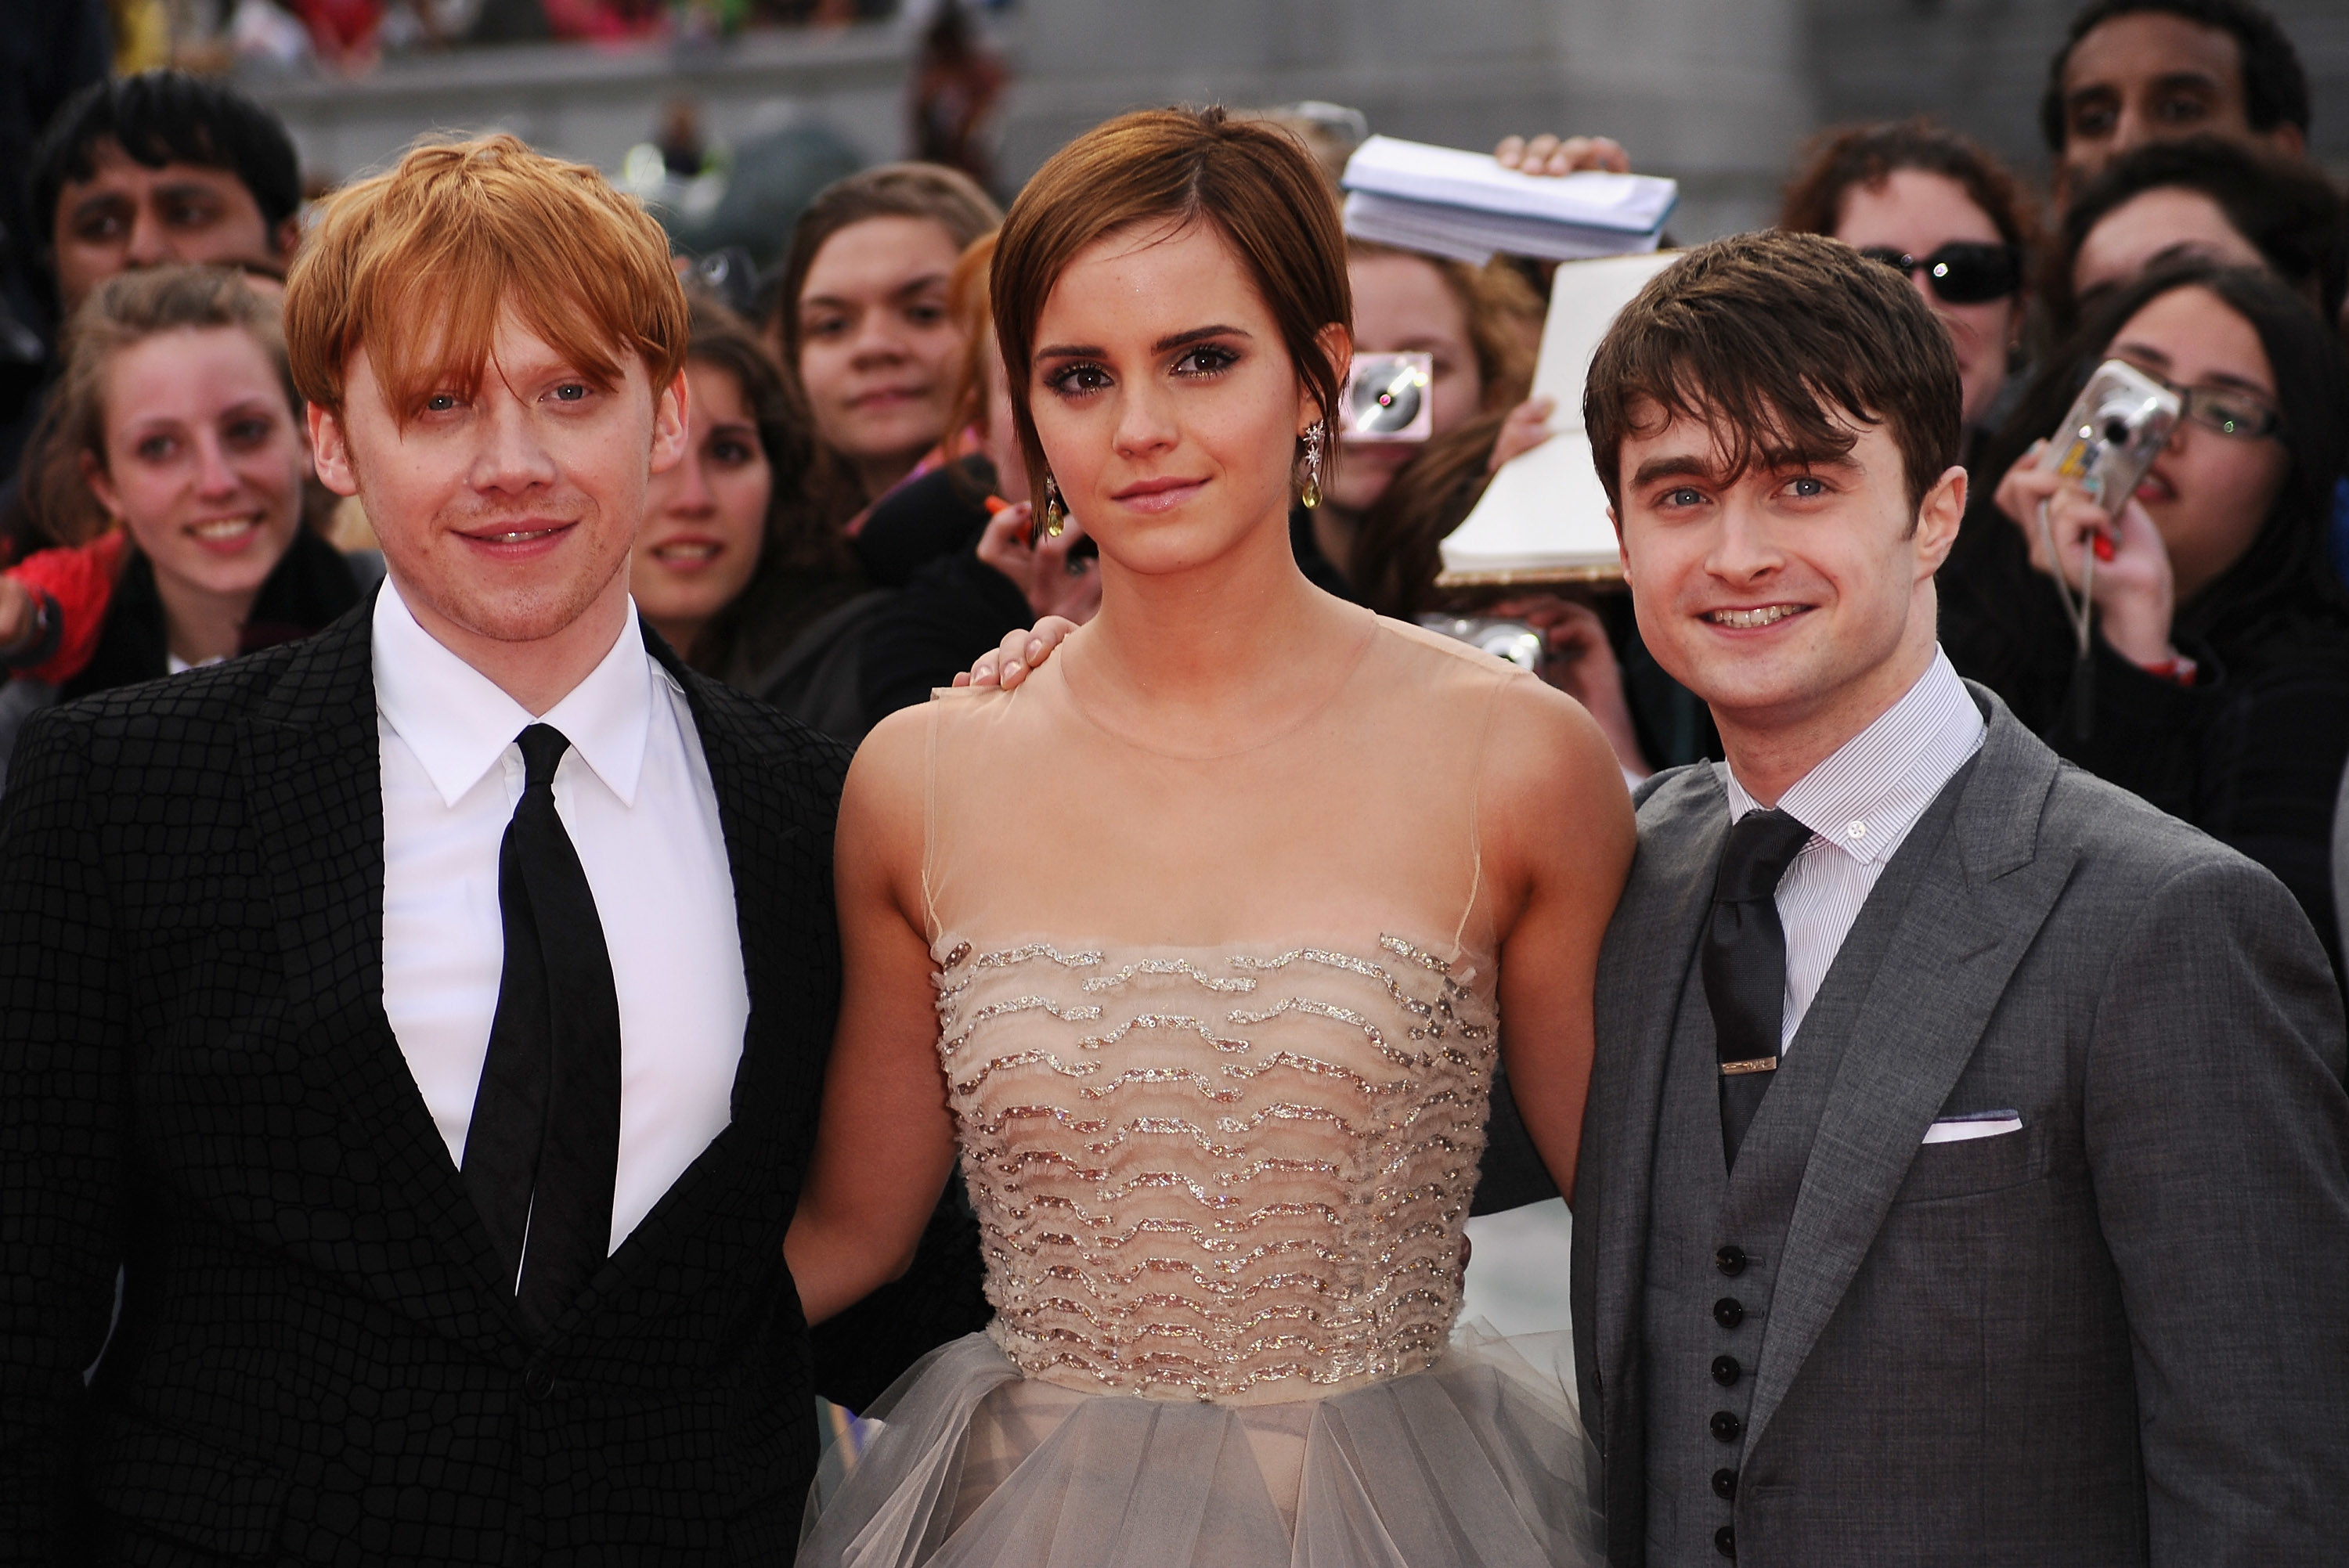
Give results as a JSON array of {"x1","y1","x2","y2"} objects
[
  {"x1": 1153, "y1": 324, "x2": 1250, "y2": 353},
  {"x1": 1034, "y1": 341, "x2": 1103, "y2": 361},
  {"x1": 1631, "y1": 454, "x2": 1717, "y2": 488},
  {"x1": 1631, "y1": 449, "x2": 1855, "y2": 491}
]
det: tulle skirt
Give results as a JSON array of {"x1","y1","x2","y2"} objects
[{"x1": 797, "y1": 1325, "x2": 1604, "y2": 1567}]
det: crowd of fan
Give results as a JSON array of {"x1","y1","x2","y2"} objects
[{"x1": 1, "y1": 0, "x2": 2345, "y2": 971}]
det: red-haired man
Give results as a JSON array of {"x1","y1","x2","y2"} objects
[{"x1": 0, "y1": 135, "x2": 984, "y2": 1557}]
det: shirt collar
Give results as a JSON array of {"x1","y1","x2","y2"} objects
[
  {"x1": 1722, "y1": 646, "x2": 1986, "y2": 867},
  {"x1": 372, "y1": 577, "x2": 655, "y2": 809}
]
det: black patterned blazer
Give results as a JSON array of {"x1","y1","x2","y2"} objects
[{"x1": 0, "y1": 600, "x2": 983, "y2": 1564}]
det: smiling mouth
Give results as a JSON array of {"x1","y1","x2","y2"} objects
[
  {"x1": 1705, "y1": 604, "x2": 1805, "y2": 629},
  {"x1": 652, "y1": 540, "x2": 720, "y2": 564},
  {"x1": 472, "y1": 524, "x2": 568, "y2": 545},
  {"x1": 188, "y1": 514, "x2": 262, "y2": 541}
]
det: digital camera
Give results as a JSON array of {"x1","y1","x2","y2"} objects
[
  {"x1": 2034, "y1": 359, "x2": 2182, "y2": 516},
  {"x1": 1338, "y1": 351, "x2": 1434, "y2": 442},
  {"x1": 1417, "y1": 614, "x2": 1544, "y2": 672}
]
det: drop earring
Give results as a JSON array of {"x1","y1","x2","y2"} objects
[
  {"x1": 1300, "y1": 420, "x2": 1326, "y2": 509},
  {"x1": 1042, "y1": 474, "x2": 1067, "y2": 538}
]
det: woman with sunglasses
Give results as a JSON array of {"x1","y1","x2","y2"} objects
[
  {"x1": 1961, "y1": 261, "x2": 2349, "y2": 969},
  {"x1": 1780, "y1": 119, "x2": 2035, "y2": 439}
]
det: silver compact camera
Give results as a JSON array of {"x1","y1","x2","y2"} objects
[
  {"x1": 2034, "y1": 359, "x2": 2182, "y2": 516},
  {"x1": 1339, "y1": 351, "x2": 1434, "y2": 442},
  {"x1": 1418, "y1": 614, "x2": 1545, "y2": 672}
]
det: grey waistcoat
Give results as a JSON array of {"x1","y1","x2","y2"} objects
[{"x1": 1640, "y1": 781, "x2": 1965, "y2": 1566}]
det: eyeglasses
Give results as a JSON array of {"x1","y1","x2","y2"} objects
[
  {"x1": 2124, "y1": 363, "x2": 2284, "y2": 442},
  {"x1": 1856, "y1": 242, "x2": 2022, "y2": 305}
]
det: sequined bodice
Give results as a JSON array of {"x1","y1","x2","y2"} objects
[
  {"x1": 919, "y1": 613, "x2": 1527, "y2": 1404},
  {"x1": 933, "y1": 931, "x2": 1498, "y2": 1403}
]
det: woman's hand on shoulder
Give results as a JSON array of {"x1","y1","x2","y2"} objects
[{"x1": 957, "y1": 615, "x2": 1081, "y2": 691}]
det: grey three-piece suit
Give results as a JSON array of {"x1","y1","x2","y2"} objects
[{"x1": 1555, "y1": 687, "x2": 2349, "y2": 1566}]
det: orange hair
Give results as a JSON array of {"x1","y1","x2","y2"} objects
[
  {"x1": 283, "y1": 133, "x2": 688, "y2": 424},
  {"x1": 941, "y1": 229, "x2": 999, "y2": 458}
]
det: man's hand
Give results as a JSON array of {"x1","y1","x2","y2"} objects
[
  {"x1": 955, "y1": 615, "x2": 1080, "y2": 691},
  {"x1": 1493, "y1": 134, "x2": 1632, "y2": 176},
  {"x1": 973, "y1": 501, "x2": 1104, "y2": 627}
]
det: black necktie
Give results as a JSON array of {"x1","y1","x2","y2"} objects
[
  {"x1": 1704, "y1": 807, "x2": 1813, "y2": 1170},
  {"x1": 462, "y1": 723, "x2": 623, "y2": 1336}
]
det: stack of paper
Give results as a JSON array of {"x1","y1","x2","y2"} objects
[
  {"x1": 1436, "y1": 251, "x2": 1683, "y2": 586},
  {"x1": 1340, "y1": 135, "x2": 1678, "y2": 266}
]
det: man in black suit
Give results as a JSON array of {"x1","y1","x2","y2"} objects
[{"x1": 0, "y1": 134, "x2": 980, "y2": 1562}]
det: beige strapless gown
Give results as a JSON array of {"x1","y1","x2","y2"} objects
[{"x1": 799, "y1": 612, "x2": 1602, "y2": 1567}]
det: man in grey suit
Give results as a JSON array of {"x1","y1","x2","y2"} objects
[{"x1": 1543, "y1": 230, "x2": 2349, "y2": 1564}]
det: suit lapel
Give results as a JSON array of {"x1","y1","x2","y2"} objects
[
  {"x1": 233, "y1": 602, "x2": 529, "y2": 1351},
  {"x1": 1587, "y1": 766, "x2": 1731, "y2": 1430},
  {"x1": 1742, "y1": 697, "x2": 2074, "y2": 1452}
]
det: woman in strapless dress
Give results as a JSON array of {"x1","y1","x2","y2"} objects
[{"x1": 786, "y1": 106, "x2": 1633, "y2": 1567}]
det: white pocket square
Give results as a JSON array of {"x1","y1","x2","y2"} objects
[{"x1": 1922, "y1": 1111, "x2": 2022, "y2": 1144}]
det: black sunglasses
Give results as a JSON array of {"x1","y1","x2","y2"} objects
[{"x1": 1856, "y1": 242, "x2": 2022, "y2": 306}]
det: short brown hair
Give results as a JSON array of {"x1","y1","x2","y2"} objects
[
  {"x1": 1780, "y1": 117, "x2": 2039, "y2": 261},
  {"x1": 283, "y1": 133, "x2": 687, "y2": 422},
  {"x1": 1584, "y1": 231, "x2": 1962, "y2": 517},
  {"x1": 990, "y1": 106, "x2": 1351, "y2": 507},
  {"x1": 24, "y1": 265, "x2": 294, "y2": 550},
  {"x1": 774, "y1": 161, "x2": 1001, "y2": 375}
]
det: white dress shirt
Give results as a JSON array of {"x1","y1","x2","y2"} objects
[
  {"x1": 1720, "y1": 646, "x2": 1985, "y2": 1049},
  {"x1": 374, "y1": 580, "x2": 749, "y2": 1253}
]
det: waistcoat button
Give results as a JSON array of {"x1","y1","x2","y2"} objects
[
  {"x1": 1715, "y1": 1244, "x2": 1748, "y2": 1276},
  {"x1": 1715, "y1": 1523, "x2": 1737, "y2": 1556},
  {"x1": 1712, "y1": 1467, "x2": 1738, "y2": 1500},
  {"x1": 1713, "y1": 1296, "x2": 1745, "y2": 1329},
  {"x1": 1710, "y1": 1409, "x2": 1743, "y2": 1442},
  {"x1": 1712, "y1": 1354, "x2": 1741, "y2": 1386}
]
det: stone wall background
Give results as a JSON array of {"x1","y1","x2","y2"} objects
[{"x1": 244, "y1": 0, "x2": 2349, "y2": 247}]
